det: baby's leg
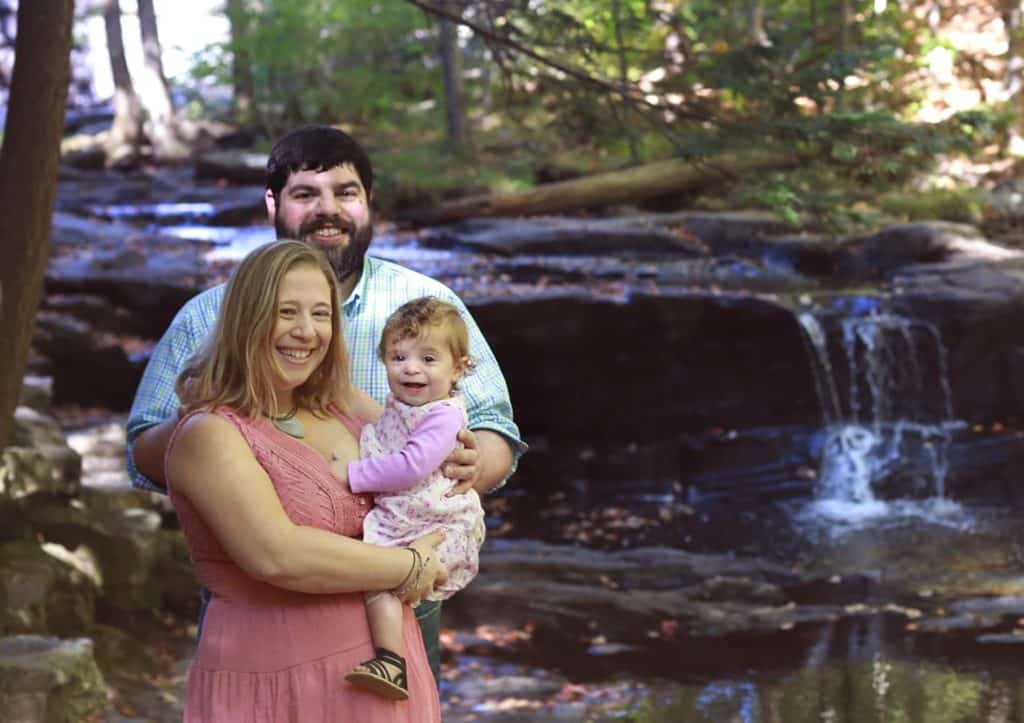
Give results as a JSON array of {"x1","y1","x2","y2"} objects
[
  {"x1": 344, "y1": 593, "x2": 409, "y2": 700},
  {"x1": 366, "y1": 592, "x2": 405, "y2": 656}
]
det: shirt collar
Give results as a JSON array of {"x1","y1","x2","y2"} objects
[{"x1": 342, "y1": 255, "x2": 376, "y2": 313}]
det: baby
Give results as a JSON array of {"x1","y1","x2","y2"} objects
[{"x1": 339, "y1": 296, "x2": 486, "y2": 700}]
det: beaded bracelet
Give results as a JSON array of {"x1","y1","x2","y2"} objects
[
  {"x1": 393, "y1": 547, "x2": 424, "y2": 599},
  {"x1": 399, "y1": 549, "x2": 426, "y2": 599},
  {"x1": 405, "y1": 551, "x2": 431, "y2": 600}
]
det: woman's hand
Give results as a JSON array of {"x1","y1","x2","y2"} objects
[{"x1": 398, "y1": 531, "x2": 448, "y2": 606}]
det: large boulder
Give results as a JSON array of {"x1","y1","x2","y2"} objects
[
  {"x1": 1, "y1": 379, "x2": 81, "y2": 501},
  {"x1": 0, "y1": 636, "x2": 107, "y2": 723},
  {"x1": 420, "y1": 214, "x2": 710, "y2": 256},
  {"x1": 44, "y1": 247, "x2": 205, "y2": 331},
  {"x1": 65, "y1": 420, "x2": 134, "y2": 492},
  {"x1": 888, "y1": 258, "x2": 1024, "y2": 427},
  {"x1": 0, "y1": 448, "x2": 78, "y2": 502},
  {"x1": 0, "y1": 542, "x2": 95, "y2": 637},
  {"x1": 7, "y1": 407, "x2": 82, "y2": 495},
  {"x1": 31, "y1": 311, "x2": 147, "y2": 409},
  {"x1": 446, "y1": 539, "x2": 860, "y2": 669},
  {"x1": 16, "y1": 492, "x2": 167, "y2": 614},
  {"x1": 472, "y1": 291, "x2": 820, "y2": 444},
  {"x1": 833, "y1": 221, "x2": 1022, "y2": 280},
  {"x1": 154, "y1": 529, "x2": 201, "y2": 620},
  {"x1": 17, "y1": 377, "x2": 53, "y2": 416}
]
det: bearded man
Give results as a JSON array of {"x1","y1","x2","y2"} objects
[{"x1": 126, "y1": 125, "x2": 525, "y2": 686}]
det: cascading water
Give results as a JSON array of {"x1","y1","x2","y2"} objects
[{"x1": 796, "y1": 305, "x2": 962, "y2": 522}]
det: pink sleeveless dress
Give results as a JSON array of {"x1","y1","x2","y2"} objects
[{"x1": 166, "y1": 406, "x2": 441, "y2": 723}]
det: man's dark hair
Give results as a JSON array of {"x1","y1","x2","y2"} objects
[{"x1": 265, "y1": 125, "x2": 374, "y2": 198}]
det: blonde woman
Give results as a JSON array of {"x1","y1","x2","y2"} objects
[{"x1": 163, "y1": 241, "x2": 444, "y2": 722}]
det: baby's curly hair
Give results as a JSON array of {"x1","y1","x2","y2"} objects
[{"x1": 378, "y1": 297, "x2": 476, "y2": 376}]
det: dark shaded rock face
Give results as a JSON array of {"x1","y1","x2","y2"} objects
[
  {"x1": 32, "y1": 311, "x2": 147, "y2": 410},
  {"x1": 34, "y1": 205, "x2": 1024, "y2": 447},
  {"x1": 33, "y1": 185, "x2": 1024, "y2": 506},
  {"x1": 46, "y1": 215, "x2": 210, "y2": 337},
  {"x1": 0, "y1": 542, "x2": 96, "y2": 637},
  {"x1": 474, "y1": 293, "x2": 819, "y2": 444},
  {"x1": 419, "y1": 211, "x2": 805, "y2": 259},
  {"x1": 888, "y1": 261, "x2": 1024, "y2": 426}
]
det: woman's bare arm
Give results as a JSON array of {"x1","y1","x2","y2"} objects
[{"x1": 166, "y1": 412, "x2": 445, "y2": 601}]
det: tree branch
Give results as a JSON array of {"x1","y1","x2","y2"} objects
[{"x1": 404, "y1": 0, "x2": 713, "y2": 124}]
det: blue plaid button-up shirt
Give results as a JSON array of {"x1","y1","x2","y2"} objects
[{"x1": 125, "y1": 255, "x2": 525, "y2": 492}]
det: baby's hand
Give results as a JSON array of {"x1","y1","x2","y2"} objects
[{"x1": 329, "y1": 452, "x2": 350, "y2": 491}]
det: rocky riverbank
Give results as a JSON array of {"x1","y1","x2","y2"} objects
[
  {"x1": 12, "y1": 159, "x2": 1024, "y2": 720},
  {"x1": 8, "y1": 376, "x2": 1024, "y2": 721}
]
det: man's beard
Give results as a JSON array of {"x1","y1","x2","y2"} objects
[{"x1": 275, "y1": 212, "x2": 374, "y2": 282}]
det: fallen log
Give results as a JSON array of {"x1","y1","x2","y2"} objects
[{"x1": 398, "y1": 151, "x2": 800, "y2": 227}]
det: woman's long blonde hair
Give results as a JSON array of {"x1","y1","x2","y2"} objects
[{"x1": 176, "y1": 240, "x2": 350, "y2": 418}]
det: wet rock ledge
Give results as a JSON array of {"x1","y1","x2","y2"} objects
[{"x1": 0, "y1": 376, "x2": 196, "y2": 722}]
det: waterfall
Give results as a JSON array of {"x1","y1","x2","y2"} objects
[
  {"x1": 795, "y1": 308, "x2": 956, "y2": 513},
  {"x1": 796, "y1": 312, "x2": 841, "y2": 425}
]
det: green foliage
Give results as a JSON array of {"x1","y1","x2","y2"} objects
[
  {"x1": 879, "y1": 188, "x2": 990, "y2": 224},
  {"x1": 193, "y1": 0, "x2": 435, "y2": 136},
  {"x1": 368, "y1": 127, "x2": 539, "y2": 212},
  {"x1": 183, "y1": 0, "x2": 1016, "y2": 226},
  {"x1": 702, "y1": 103, "x2": 1005, "y2": 232}
]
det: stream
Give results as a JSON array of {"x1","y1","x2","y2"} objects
[{"x1": 61, "y1": 411, "x2": 1024, "y2": 722}]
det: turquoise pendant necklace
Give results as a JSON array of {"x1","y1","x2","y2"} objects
[{"x1": 271, "y1": 408, "x2": 305, "y2": 439}]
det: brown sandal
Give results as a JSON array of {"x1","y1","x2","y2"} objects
[{"x1": 344, "y1": 647, "x2": 408, "y2": 700}]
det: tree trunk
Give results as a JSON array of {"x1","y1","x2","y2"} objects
[
  {"x1": 103, "y1": 0, "x2": 143, "y2": 166},
  {"x1": 479, "y1": 46, "x2": 493, "y2": 116},
  {"x1": 661, "y1": 7, "x2": 690, "y2": 78},
  {"x1": 747, "y1": 0, "x2": 769, "y2": 46},
  {"x1": 612, "y1": 0, "x2": 640, "y2": 163},
  {"x1": 136, "y1": 0, "x2": 189, "y2": 160},
  {"x1": 0, "y1": 0, "x2": 73, "y2": 448},
  {"x1": 226, "y1": 0, "x2": 254, "y2": 125},
  {"x1": 1003, "y1": 0, "x2": 1024, "y2": 153},
  {"x1": 835, "y1": 0, "x2": 849, "y2": 112},
  {"x1": 439, "y1": 0, "x2": 466, "y2": 149},
  {"x1": 399, "y1": 151, "x2": 800, "y2": 226},
  {"x1": 927, "y1": 0, "x2": 942, "y2": 34}
]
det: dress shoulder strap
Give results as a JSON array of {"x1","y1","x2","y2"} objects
[
  {"x1": 164, "y1": 406, "x2": 266, "y2": 485},
  {"x1": 328, "y1": 402, "x2": 366, "y2": 438}
]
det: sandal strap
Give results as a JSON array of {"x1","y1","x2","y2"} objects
[
  {"x1": 373, "y1": 647, "x2": 406, "y2": 673},
  {"x1": 358, "y1": 647, "x2": 407, "y2": 688}
]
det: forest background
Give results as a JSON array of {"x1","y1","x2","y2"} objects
[
  {"x1": 13, "y1": 0, "x2": 1024, "y2": 229},
  {"x1": 0, "y1": 0, "x2": 982, "y2": 449},
  {"x1": 5, "y1": 0, "x2": 1021, "y2": 442}
]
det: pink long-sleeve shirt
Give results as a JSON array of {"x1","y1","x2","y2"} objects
[
  {"x1": 347, "y1": 394, "x2": 485, "y2": 600},
  {"x1": 347, "y1": 402, "x2": 463, "y2": 494}
]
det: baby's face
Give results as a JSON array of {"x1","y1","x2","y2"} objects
[{"x1": 383, "y1": 328, "x2": 465, "y2": 406}]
